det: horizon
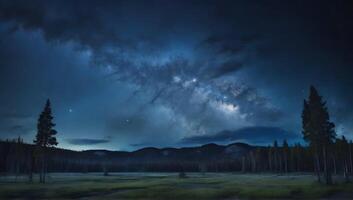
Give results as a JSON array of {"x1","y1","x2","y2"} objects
[
  {"x1": 1, "y1": 125, "x2": 304, "y2": 151},
  {"x1": 0, "y1": 138, "x2": 283, "y2": 152}
]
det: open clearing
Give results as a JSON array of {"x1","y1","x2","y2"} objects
[{"x1": 0, "y1": 173, "x2": 352, "y2": 199}]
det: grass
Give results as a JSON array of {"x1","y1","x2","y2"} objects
[{"x1": 0, "y1": 173, "x2": 352, "y2": 199}]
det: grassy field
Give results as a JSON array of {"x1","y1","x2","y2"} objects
[{"x1": 0, "y1": 173, "x2": 352, "y2": 199}]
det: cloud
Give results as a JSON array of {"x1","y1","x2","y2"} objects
[
  {"x1": 181, "y1": 126, "x2": 299, "y2": 145},
  {"x1": 0, "y1": 112, "x2": 31, "y2": 120},
  {"x1": 9, "y1": 125, "x2": 31, "y2": 132},
  {"x1": 208, "y1": 61, "x2": 244, "y2": 79},
  {"x1": 66, "y1": 138, "x2": 110, "y2": 145},
  {"x1": 129, "y1": 142, "x2": 151, "y2": 148},
  {"x1": 0, "y1": 110, "x2": 35, "y2": 138}
]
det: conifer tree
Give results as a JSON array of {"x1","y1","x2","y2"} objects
[
  {"x1": 34, "y1": 99, "x2": 58, "y2": 183},
  {"x1": 302, "y1": 86, "x2": 336, "y2": 184}
]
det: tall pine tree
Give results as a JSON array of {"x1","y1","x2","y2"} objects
[
  {"x1": 302, "y1": 86, "x2": 336, "y2": 184},
  {"x1": 34, "y1": 99, "x2": 58, "y2": 183}
]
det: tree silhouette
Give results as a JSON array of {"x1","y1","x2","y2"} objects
[
  {"x1": 302, "y1": 86, "x2": 336, "y2": 184},
  {"x1": 273, "y1": 140, "x2": 279, "y2": 172},
  {"x1": 337, "y1": 136, "x2": 350, "y2": 182},
  {"x1": 34, "y1": 99, "x2": 58, "y2": 183},
  {"x1": 350, "y1": 140, "x2": 353, "y2": 175},
  {"x1": 282, "y1": 140, "x2": 289, "y2": 174}
]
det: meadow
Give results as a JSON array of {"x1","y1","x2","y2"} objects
[{"x1": 0, "y1": 173, "x2": 352, "y2": 199}]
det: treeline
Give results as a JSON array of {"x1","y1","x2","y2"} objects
[
  {"x1": 1, "y1": 138, "x2": 352, "y2": 177},
  {"x1": 241, "y1": 138, "x2": 353, "y2": 177},
  {"x1": 241, "y1": 141, "x2": 311, "y2": 173},
  {"x1": 0, "y1": 140, "x2": 245, "y2": 174}
]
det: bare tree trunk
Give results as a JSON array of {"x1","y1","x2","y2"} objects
[
  {"x1": 253, "y1": 156, "x2": 256, "y2": 173},
  {"x1": 40, "y1": 147, "x2": 46, "y2": 183},
  {"x1": 268, "y1": 151, "x2": 272, "y2": 172},
  {"x1": 103, "y1": 163, "x2": 109, "y2": 176},
  {"x1": 314, "y1": 152, "x2": 321, "y2": 183},
  {"x1": 274, "y1": 151, "x2": 278, "y2": 173},
  {"x1": 332, "y1": 155, "x2": 337, "y2": 175},
  {"x1": 15, "y1": 160, "x2": 19, "y2": 182},
  {"x1": 297, "y1": 152, "x2": 301, "y2": 172},
  {"x1": 279, "y1": 154, "x2": 283, "y2": 174},
  {"x1": 349, "y1": 144, "x2": 353, "y2": 174},
  {"x1": 346, "y1": 165, "x2": 350, "y2": 182},
  {"x1": 43, "y1": 152, "x2": 47, "y2": 183},
  {"x1": 250, "y1": 152, "x2": 256, "y2": 173},
  {"x1": 28, "y1": 152, "x2": 34, "y2": 183},
  {"x1": 284, "y1": 153, "x2": 288, "y2": 174},
  {"x1": 279, "y1": 155, "x2": 283, "y2": 173},
  {"x1": 241, "y1": 157, "x2": 246, "y2": 173},
  {"x1": 343, "y1": 160, "x2": 350, "y2": 183},
  {"x1": 41, "y1": 153, "x2": 44, "y2": 183},
  {"x1": 323, "y1": 145, "x2": 332, "y2": 185}
]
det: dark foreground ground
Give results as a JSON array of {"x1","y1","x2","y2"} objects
[{"x1": 0, "y1": 173, "x2": 352, "y2": 199}]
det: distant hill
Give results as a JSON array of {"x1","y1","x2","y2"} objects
[
  {"x1": 0, "y1": 141, "x2": 254, "y2": 172},
  {"x1": 84, "y1": 142, "x2": 253, "y2": 162}
]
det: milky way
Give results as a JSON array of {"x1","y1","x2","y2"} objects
[{"x1": 0, "y1": 0, "x2": 353, "y2": 150}]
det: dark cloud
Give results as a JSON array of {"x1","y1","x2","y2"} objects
[
  {"x1": 200, "y1": 33, "x2": 260, "y2": 56},
  {"x1": 66, "y1": 138, "x2": 111, "y2": 145},
  {"x1": 208, "y1": 61, "x2": 244, "y2": 79},
  {"x1": 0, "y1": 112, "x2": 32, "y2": 120},
  {"x1": 9, "y1": 125, "x2": 30, "y2": 132},
  {"x1": 0, "y1": 0, "x2": 122, "y2": 49},
  {"x1": 181, "y1": 126, "x2": 299, "y2": 145},
  {"x1": 129, "y1": 142, "x2": 152, "y2": 148}
]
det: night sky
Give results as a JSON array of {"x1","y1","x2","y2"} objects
[{"x1": 0, "y1": 0, "x2": 353, "y2": 151}]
